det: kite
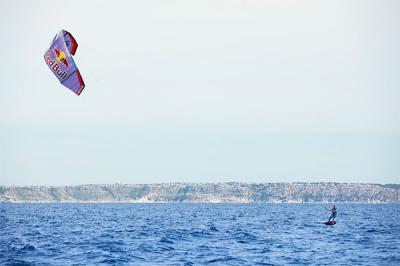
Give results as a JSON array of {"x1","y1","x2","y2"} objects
[{"x1": 44, "y1": 30, "x2": 85, "y2": 95}]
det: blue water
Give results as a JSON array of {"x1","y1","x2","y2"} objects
[{"x1": 0, "y1": 204, "x2": 399, "y2": 265}]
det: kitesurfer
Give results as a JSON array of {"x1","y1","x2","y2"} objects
[{"x1": 326, "y1": 204, "x2": 337, "y2": 222}]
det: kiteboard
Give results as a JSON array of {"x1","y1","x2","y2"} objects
[{"x1": 324, "y1": 221, "x2": 336, "y2": 225}]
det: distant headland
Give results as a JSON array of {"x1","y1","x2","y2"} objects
[{"x1": 0, "y1": 182, "x2": 398, "y2": 203}]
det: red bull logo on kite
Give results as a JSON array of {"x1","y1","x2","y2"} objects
[
  {"x1": 44, "y1": 50, "x2": 68, "y2": 80},
  {"x1": 53, "y1": 48, "x2": 69, "y2": 68}
]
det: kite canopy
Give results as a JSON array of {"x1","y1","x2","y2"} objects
[{"x1": 44, "y1": 30, "x2": 85, "y2": 95}]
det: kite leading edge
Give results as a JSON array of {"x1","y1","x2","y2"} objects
[{"x1": 44, "y1": 30, "x2": 85, "y2": 95}]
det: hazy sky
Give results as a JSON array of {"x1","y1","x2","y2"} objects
[{"x1": 1, "y1": 0, "x2": 399, "y2": 185}]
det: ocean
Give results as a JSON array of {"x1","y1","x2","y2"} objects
[{"x1": 0, "y1": 203, "x2": 399, "y2": 265}]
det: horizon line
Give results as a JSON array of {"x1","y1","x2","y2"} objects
[{"x1": 1, "y1": 181, "x2": 399, "y2": 187}]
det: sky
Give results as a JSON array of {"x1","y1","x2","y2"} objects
[{"x1": 0, "y1": 0, "x2": 399, "y2": 185}]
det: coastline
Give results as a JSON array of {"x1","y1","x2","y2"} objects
[{"x1": 1, "y1": 182, "x2": 398, "y2": 204}]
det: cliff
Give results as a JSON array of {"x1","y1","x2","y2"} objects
[{"x1": 0, "y1": 182, "x2": 398, "y2": 203}]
